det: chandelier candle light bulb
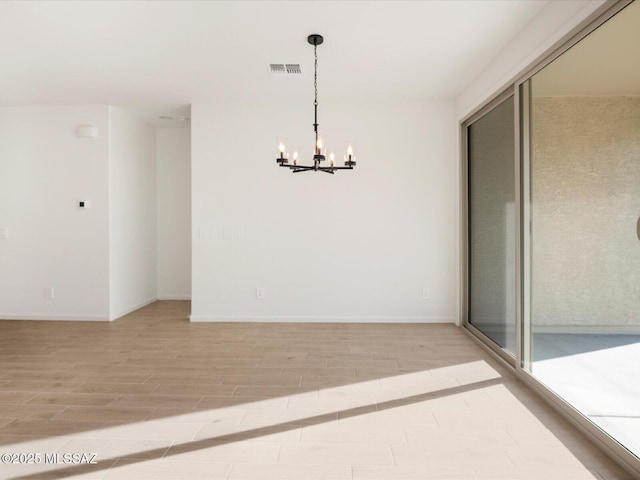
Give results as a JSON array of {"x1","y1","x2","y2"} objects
[
  {"x1": 276, "y1": 136, "x2": 289, "y2": 164},
  {"x1": 345, "y1": 141, "x2": 356, "y2": 167},
  {"x1": 275, "y1": 34, "x2": 357, "y2": 174}
]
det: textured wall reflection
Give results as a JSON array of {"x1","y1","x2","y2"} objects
[{"x1": 531, "y1": 96, "x2": 640, "y2": 327}]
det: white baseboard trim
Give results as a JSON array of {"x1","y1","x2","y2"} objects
[
  {"x1": 0, "y1": 314, "x2": 110, "y2": 322},
  {"x1": 157, "y1": 295, "x2": 191, "y2": 301},
  {"x1": 109, "y1": 297, "x2": 157, "y2": 321},
  {"x1": 190, "y1": 315, "x2": 456, "y2": 323},
  {"x1": 534, "y1": 325, "x2": 640, "y2": 335}
]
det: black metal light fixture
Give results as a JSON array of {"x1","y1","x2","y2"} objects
[{"x1": 276, "y1": 34, "x2": 356, "y2": 174}]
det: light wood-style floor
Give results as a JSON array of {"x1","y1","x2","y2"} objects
[{"x1": 0, "y1": 301, "x2": 633, "y2": 479}]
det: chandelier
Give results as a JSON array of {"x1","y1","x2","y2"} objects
[{"x1": 276, "y1": 34, "x2": 356, "y2": 174}]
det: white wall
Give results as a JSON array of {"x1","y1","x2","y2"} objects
[
  {"x1": 157, "y1": 128, "x2": 191, "y2": 300},
  {"x1": 0, "y1": 105, "x2": 111, "y2": 320},
  {"x1": 109, "y1": 107, "x2": 157, "y2": 320},
  {"x1": 456, "y1": 0, "x2": 606, "y2": 119},
  {"x1": 191, "y1": 99, "x2": 458, "y2": 322}
]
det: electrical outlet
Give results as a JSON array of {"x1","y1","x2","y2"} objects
[
  {"x1": 0, "y1": 227, "x2": 8, "y2": 239},
  {"x1": 45, "y1": 287, "x2": 55, "y2": 299},
  {"x1": 422, "y1": 288, "x2": 430, "y2": 300},
  {"x1": 256, "y1": 287, "x2": 266, "y2": 299}
]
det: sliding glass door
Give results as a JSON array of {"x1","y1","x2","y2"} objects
[
  {"x1": 521, "y1": 0, "x2": 640, "y2": 459},
  {"x1": 466, "y1": 95, "x2": 516, "y2": 357},
  {"x1": 464, "y1": 1, "x2": 640, "y2": 470}
]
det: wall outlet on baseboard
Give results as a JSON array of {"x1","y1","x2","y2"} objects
[
  {"x1": 45, "y1": 287, "x2": 55, "y2": 299},
  {"x1": 256, "y1": 287, "x2": 266, "y2": 299},
  {"x1": 422, "y1": 288, "x2": 430, "y2": 300}
]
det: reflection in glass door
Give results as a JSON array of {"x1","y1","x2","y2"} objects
[
  {"x1": 467, "y1": 95, "x2": 516, "y2": 356},
  {"x1": 521, "y1": 0, "x2": 640, "y2": 459}
]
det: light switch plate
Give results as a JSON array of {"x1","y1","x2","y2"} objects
[
  {"x1": 223, "y1": 225, "x2": 244, "y2": 240},
  {"x1": 198, "y1": 227, "x2": 215, "y2": 240},
  {"x1": 0, "y1": 227, "x2": 8, "y2": 239}
]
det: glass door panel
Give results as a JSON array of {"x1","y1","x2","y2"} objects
[
  {"x1": 467, "y1": 95, "x2": 516, "y2": 356},
  {"x1": 522, "y1": 0, "x2": 640, "y2": 458}
]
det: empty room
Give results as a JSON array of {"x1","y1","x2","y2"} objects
[{"x1": 0, "y1": 1, "x2": 638, "y2": 479}]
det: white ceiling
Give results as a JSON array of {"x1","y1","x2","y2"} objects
[
  {"x1": 0, "y1": 0, "x2": 547, "y2": 123},
  {"x1": 533, "y1": 0, "x2": 640, "y2": 97}
]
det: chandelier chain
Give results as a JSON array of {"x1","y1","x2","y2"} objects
[{"x1": 314, "y1": 43, "x2": 318, "y2": 108}]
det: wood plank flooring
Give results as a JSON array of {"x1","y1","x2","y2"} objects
[{"x1": 0, "y1": 301, "x2": 634, "y2": 479}]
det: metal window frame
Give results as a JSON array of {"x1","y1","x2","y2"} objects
[{"x1": 460, "y1": 0, "x2": 640, "y2": 476}]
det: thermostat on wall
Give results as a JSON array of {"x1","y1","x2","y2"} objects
[{"x1": 76, "y1": 125, "x2": 97, "y2": 138}]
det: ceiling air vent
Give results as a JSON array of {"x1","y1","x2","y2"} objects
[{"x1": 268, "y1": 63, "x2": 303, "y2": 79}]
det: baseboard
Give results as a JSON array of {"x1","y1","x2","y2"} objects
[
  {"x1": 157, "y1": 295, "x2": 191, "y2": 301},
  {"x1": 0, "y1": 314, "x2": 110, "y2": 322},
  {"x1": 533, "y1": 325, "x2": 640, "y2": 334},
  {"x1": 109, "y1": 297, "x2": 157, "y2": 321},
  {"x1": 1, "y1": 297, "x2": 159, "y2": 322},
  {"x1": 190, "y1": 315, "x2": 456, "y2": 323}
]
